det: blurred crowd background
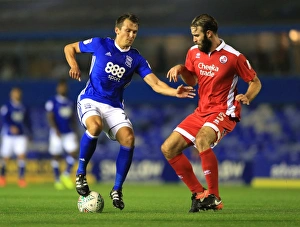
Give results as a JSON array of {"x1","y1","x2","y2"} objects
[
  {"x1": 0, "y1": 0, "x2": 300, "y2": 80},
  {"x1": 1, "y1": 0, "x2": 300, "y2": 184}
]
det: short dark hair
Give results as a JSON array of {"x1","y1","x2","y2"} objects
[
  {"x1": 115, "y1": 13, "x2": 139, "y2": 29},
  {"x1": 10, "y1": 86, "x2": 21, "y2": 93},
  {"x1": 190, "y1": 14, "x2": 218, "y2": 34},
  {"x1": 58, "y1": 78, "x2": 67, "y2": 85}
]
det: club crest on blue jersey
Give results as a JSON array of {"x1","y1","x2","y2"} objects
[{"x1": 125, "y1": 55, "x2": 133, "y2": 68}]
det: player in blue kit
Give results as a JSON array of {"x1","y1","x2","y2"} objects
[
  {"x1": 45, "y1": 79, "x2": 79, "y2": 190},
  {"x1": 64, "y1": 13, "x2": 195, "y2": 210},
  {"x1": 0, "y1": 87, "x2": 32, "y2": 187}
]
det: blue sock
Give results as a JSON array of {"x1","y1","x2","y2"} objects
[
  {"x1": 0, "y1": 161, "x2": 6, "y2": 176},
  {"x1": 76, "y1": 131, "x2": 98, "y2": 175},
  {"x1": 51, "y1": 160, "x2": 60, "y2": 181},
  {"x1": 18, "y1": 160, "x2": 26, "y2": 179},
  {"x1": 113, "y1": 145, "x2": 134, "y2": 190},
  {"x1": 65, "y1": 155, "x2": 75, "y2": 174}
]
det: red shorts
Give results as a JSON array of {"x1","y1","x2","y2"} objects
[{"x1": 174, "y1": 111, "x2": 237, "y2": 148}]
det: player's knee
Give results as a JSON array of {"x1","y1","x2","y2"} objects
[
  {"x1": 86, "y1": 122, "x2": 102, "y2": 136},
  {"x1": 119, "y1": 133, "x2": 135, "y2": 147},
  {"x1": 116, "y1": 127, "x2": 135, "y2": 147},
  {"x1": 195, "y1": 137, "x2": 211, "y2": 152},
  {"x1": 125, "y1": 133, "x2": 135, "y2": 146},
  {"x1": 161, "y1": 142, "x2": 174, "y2": 160},
  {"x1": 161, "y1": 143, "x2": 168, "y2": 155}
]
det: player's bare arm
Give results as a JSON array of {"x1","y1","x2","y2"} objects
[
  {"x1": 143, "y1": 73, "x2": 195, "y2": 98},
  {"x1": 167, "y1": 64, "x2": 198, "y2": 86},
  {"x1": 46, "y1": 112, "x2": 61, "y2": 137},
  {"x1": 235, "y1": 75, "x2": 262, "y2": 105},
  {"x1": 64, "y1": 42, "x2": 82, "y2": 81}
]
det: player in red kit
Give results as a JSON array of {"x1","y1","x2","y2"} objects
[{"x1": 161, "y1": 14, "x2": 262, "y2": 212}]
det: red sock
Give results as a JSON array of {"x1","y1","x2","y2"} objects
[
  {"x1": 199, "y1": 148, "x2": 219, "y2": 198},
  {"x1": 168, "y1": 153, "x2": 204, "y2": 193}
]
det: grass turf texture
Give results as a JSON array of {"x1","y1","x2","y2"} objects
[{"x1": 0, "y1": 183, "x2": 299, "y2": 227}]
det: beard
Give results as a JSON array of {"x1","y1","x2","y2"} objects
[{"x1": 198, "y1": 34, "x2": 212, "y2": 54}]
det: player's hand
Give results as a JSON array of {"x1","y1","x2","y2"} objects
[
  {"x1": 69, "y1": 67, "x2": 81, "y2": 81},
  {"x1": 10, "y1": 126, "x2": 19, "y2": 134},
  {"x1": 167, "y1": 65, "x2": 182, "y2": 82},
  {"x1": 55, "y1": 129, "x2": 62, "y2": 137},
  {"x1": 176, "y1": 84, "x2": 196, "y2": 98},
  {"x1": 235, "y1": 94, "x2": 250, "y2": 105}
]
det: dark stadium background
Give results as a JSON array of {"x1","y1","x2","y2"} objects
[{"x1": 0, "y1": 0, "x2": 300, "y2": 186}]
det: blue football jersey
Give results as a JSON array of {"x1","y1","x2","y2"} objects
[
  {"x1": 78, "y1": 37, "x2": 152, "y2": 108},
  {"x1": 45, "y1": 95, "x2": 75, "y2": 134},
  {"x1": 0, "y1": 101, "x2": 29, "y2": 136}
]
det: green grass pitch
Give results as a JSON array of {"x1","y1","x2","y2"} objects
[{"x1": 0, "y1": 183, "x2": 299, "y2": 227}]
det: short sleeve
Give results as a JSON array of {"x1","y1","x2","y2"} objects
[
  {"x1": 185, "y1": 49, "x2": 195, "y2": 73},
  {"x1": 236, "y1": 54, "x2": 257, "y2": 82},
  {"x1": 135, "y1": 57, "x2": 153, "y2": 78},
  {"x1": 79, "y1": 37, "x2": 102, "y2": 53},
  {"x1": 45, "y1": 100, "x2": 54, "y2": 112}
]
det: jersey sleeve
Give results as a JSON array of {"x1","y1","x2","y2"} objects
[
  {"x1": 0, "y1": 105, "x2": 8, "y2": 117},
  {"x1": 236, "y1": 54, "x2": 256, "y2": 82},
  {"x1": 184, "y1": 49, "x2": 195, "y2": 72},
  {"x1": 45, "y1": 100, "x2": 54, "y2": 112},
  {"x1": 135, "y1": 57, "x2": 153, "y2": 78},
  {"x1": 79, "y1": 37, "x2": 102, "y2": 53}
]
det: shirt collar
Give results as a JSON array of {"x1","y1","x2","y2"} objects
[
  {"x1": 215, "y1": 39, "x2": 225, "y2": 51},
  {"x1": 208, "y1": 39, "x2": 225, "y2": 56},
  {"x1": 56, "y1": 94, "x2": 67, "y2": 102},
  {"x1": 114, "y1": 41, "x2": 131, "y2": 52}
]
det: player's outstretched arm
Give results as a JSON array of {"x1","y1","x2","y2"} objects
[
  {"x1": 64, "y1": 42, "x2": 82, "y2": 81},
  {"x1": 143, "y1": 73, "x2": 195, "y2": 98},
  {"x1": 46, "y1": 111, "x2": 61, "y2": 137},
  {"x1": 167, "y1": 64, "x2": 198, "y2": 86}
]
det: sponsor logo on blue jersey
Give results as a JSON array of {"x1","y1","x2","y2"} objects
[{"x1": 105, "y1": 62, "x2": 126, "y2": 82}]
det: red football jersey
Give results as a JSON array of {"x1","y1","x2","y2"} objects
[{"x1": 185, "y1": 40, "x2": 256, "y2": 121}]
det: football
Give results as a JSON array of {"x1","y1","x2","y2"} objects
[{"x1": 77, "y1": 191, "x2": 104, "y2": 213}]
